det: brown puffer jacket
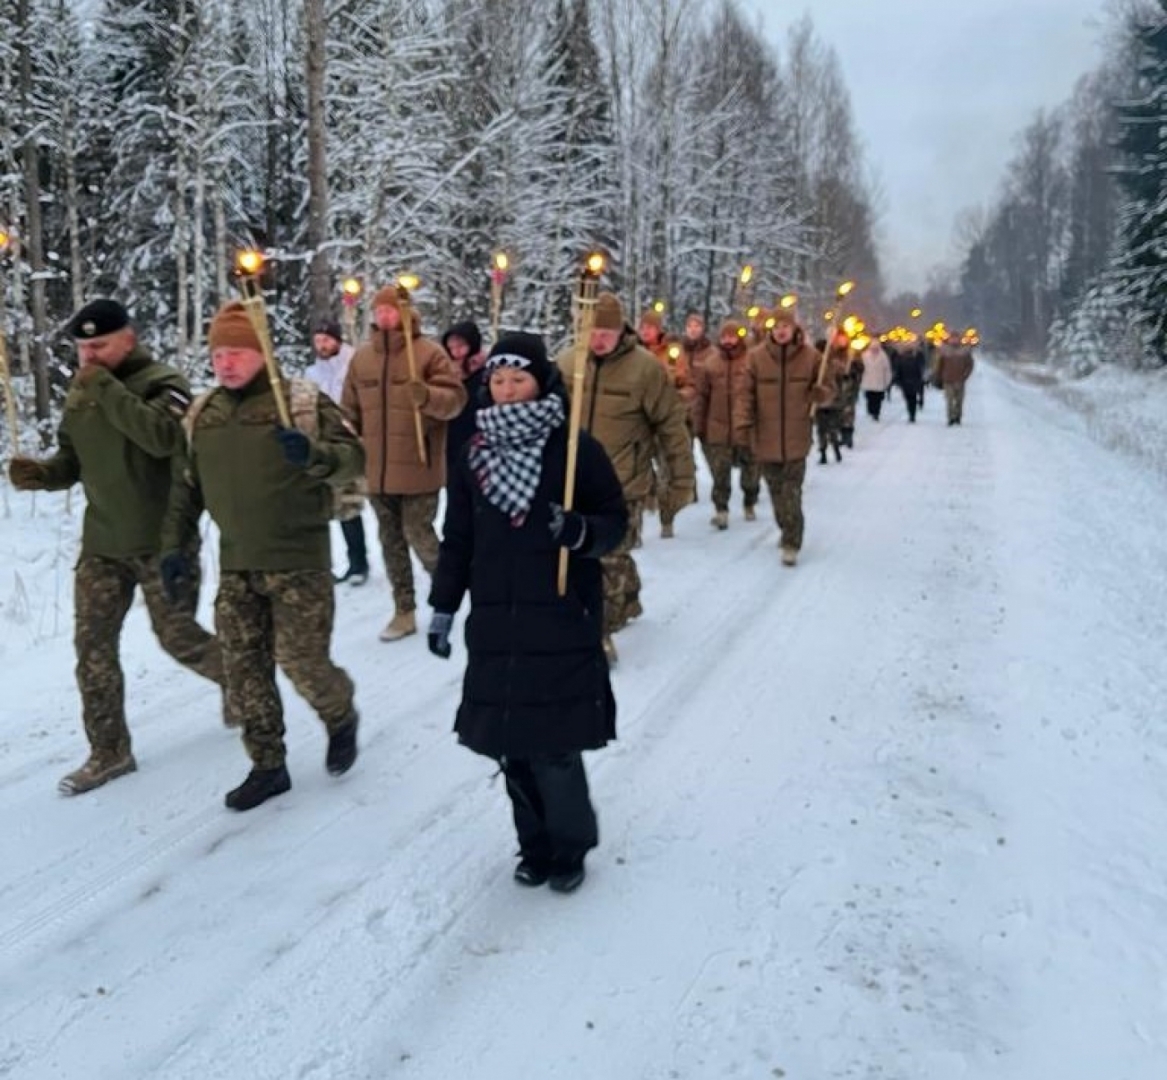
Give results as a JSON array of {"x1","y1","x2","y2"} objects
[
  {"x1": 692, "y1": 342, "x2": 750, "y2": 447},
  {"x1": 342, "y1": 326, "x2": 467, "y2": 495},
  {"x1": 734, "y1": 333, "x2": 834, "y2": 463},
  {"x1": 937, "y1": 346, "x2": 975, "y2": 386},
  {"x1": 557, "y1": 331, "x2": 695, "y2": 503}
]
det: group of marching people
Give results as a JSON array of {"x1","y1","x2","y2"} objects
[{"x1": 6, "y1": 284, "x2": 973, "y2": 896}]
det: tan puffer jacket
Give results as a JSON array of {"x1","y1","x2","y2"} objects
[
  {"x1": 342, "y1": 327, "x2": 467, "y2": 495},
  {"x1": 692, "y1": 343, "x2": 750, "y2": 447}
]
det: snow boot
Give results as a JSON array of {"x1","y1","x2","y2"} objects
[
  {"x1": 379, "y1": 609, "x2": 417, "y2": 642},
  {"x1": 514, "y1": 858, "x2": 550, "y2": 887},
  {"x1": 744, "y1": 505, "x2": 757, "y2": 522},
  {"x1": 818, "y1": 447, "x2": 827, "y2": 465},
  {"x1": 660, "y1": 522, "x2": 675, "y2": 539},
  {"x1": 833, "y1": 443, "x2": 843, "y2": 462},
  {"x1": 58, "y1": 746, "x2": 137, "y2": 796},
  {"x1": 781, "y1": 545, "x2": 798, "y2": 567},
  {"x1": 711, "y1": 510, "x2": 729, "y2": 530},
  {"x1": 842, "y1": 427, "x2": 854, "y2": 448},
  {"x1": 335, "y1": 565, "x2": 368, "y2": 586},
  {"x1": 326, "y1": 713, "x2": 359, "y2": 776},
  {"x1": 225, "y1": 765, "x2": 291, "y2": 811},
  {"x1": 548, "y1": 856, "x2": 586, "y2": 894}
]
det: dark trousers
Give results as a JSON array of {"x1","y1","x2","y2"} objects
[
  {"x1": 501, "y1": 753, "x2": 598, "y2": 869},
  {"x1": 340, "y1": 515, "x2": 368, "y2": 573},
  {"x1": 864, "y1": 390, "x2": 884, "y2": 420}
]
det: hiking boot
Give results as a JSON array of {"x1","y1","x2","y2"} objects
[
  {"x1": 379, "y1": 610, "x2": 417, "y2": 642},
  {"x1": 224, "y1": 765, "x2": 291, "y2": 811},
  {"x1": 833, "y1": 443, "x2": 843, "y2": 462},
  {"x1": 326, "y1": 714, "x2": 359, "y2": 776},
  {"x1": 660, "y1": 523, "x2": 674, "y2": 539},
  {"x1": 514, "y1": 858, "x2": 550, "y2": 887},
  {"x1": 58, "y1": 747, "x2": 137, "y2": 796},
  {"x1": 335, "y1": 565, "x2": 368, "y2": 586},
  {"x1": 744, "y1": 505, "x2": 757, "y2": 522},
  {"x1": 602, "y1": 635, "x2": 618, "y2": 668},
  {"x1": 818, "y1": 448, "x2": 827, "y2": 465},
  {"x1": 711, "y1": 510, "x2": 728, "y2": 530},
  {"x1": 548, "y1": 856, "x2": 586, "y2": 894},
  {"x1": 781, "y1": 546, "x2": 798, "y2": 567}
]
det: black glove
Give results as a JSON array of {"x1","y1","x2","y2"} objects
[
  {"x1": 275, "y1": 426, "x2": 312, "y2": 467},
  {"x1": 548, "y1": 502, "x2": 588, "y2": 551},
  {"x1": 428, "y1": 611, "x2": 454, "y2": 659},
  {"x1": 159, "y1": 551, "x2": 192, "y2": 605}
]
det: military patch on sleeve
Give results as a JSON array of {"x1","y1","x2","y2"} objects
[{"x1": 164, "y1": 388, "x2": 193, "y2": 417}]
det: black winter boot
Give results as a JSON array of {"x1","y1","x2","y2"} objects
[
  {"x1": 326, "y1": 713, "x2": 360, "y2": 776},
  {"x1": 818, "y1": 447, "x2": 827, "y2": 465},
  {"x1": 225, "y1": 765, "x2": 291, "y2": 811},
  {"x1": 833, "y1": 442, "x2": 843, "y2": 462},
  {"x1": 548, "y1": 855, "x2": 587, "y2": 894},
  {"x1": 514, "y1": 858, "x2": 550, "y2": 887}
]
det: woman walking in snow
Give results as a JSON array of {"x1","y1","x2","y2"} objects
[{"x1": 427, "y1": 332, "x2": 628, "y2": 893}]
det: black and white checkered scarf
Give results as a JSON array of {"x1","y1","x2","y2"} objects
[{"x1": 468, "y1": 395, "x2": 565, "y2": 526}]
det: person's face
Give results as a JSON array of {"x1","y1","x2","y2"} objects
[
  {"x1": 446, "y1": 335, "x2": 470, "y2": 363},
  {"x1": 684, "y1": 316, "x2": 704, "y2": 341},
  {"x1": 771, "y1": 321, "x2": 795, "y2": 345},
  {"x1": 314, "y1": 333, "x2": 340, "y2": 358},
  {"x1": 489, "y1": 366, "x2": 540, "y2": 404},
  {"x1": 76, "y1": 327, "x2": 136, "y2": 370},
  {"x1": 639, "y1": 322, "x2": 662, "y2": 347},
  {"x1": 374, "y1": 304, "x2": 401, "y2": 331},
  {"x1": 212, "y1": 346, "x2": 266, "y2": 390},
  {"x1": 590, "y1": 328, "x2": 621, "y2": 356},
  {"x1": 720, "y1": 330, "x2": 740, "y2": 351}
]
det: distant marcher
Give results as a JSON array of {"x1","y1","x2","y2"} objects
[
  {"x1": 308, "y1": 318, "x2": 368, "y2": 586},
  {"x1": 428, "y1": 332, "x2": 628, "y2": 893},
  {"x1": 937, "y1": 333, "x2": 975, "y2": 426},
  {"x1": 860, "y1": 338, "x2": 893, "y2": 421}
]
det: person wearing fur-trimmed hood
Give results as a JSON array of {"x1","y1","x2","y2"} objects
[{"x1": 428, "y1": 331, "x2": 628, "y2": 894}]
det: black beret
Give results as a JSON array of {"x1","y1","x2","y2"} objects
[{"x1": 66, "y1": 299, "x2": 131, "y2": 340}]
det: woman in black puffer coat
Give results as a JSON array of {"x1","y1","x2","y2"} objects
[{"x1": 428, "y1": 331, "x2": 628, "y2": 894}]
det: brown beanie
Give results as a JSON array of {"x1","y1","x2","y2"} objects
[
  {"x1": 771, "y1": 307, "x2": 797, "y2": 326},
  {"x1": 208, "y1": 301, "x2": 261, "y2": 352},
  {"x1": 718, "y1": 318, "x2": 747, "y2": 340},
  {"x1": 372, "y1": 285, "x2": 401, "y2": 310},
  {"x1": 639, "y1": 308, "x2": 663, "y2": 330},
  {"x1": 593, "y1": 292, "x2": 625, "y2": 331}
]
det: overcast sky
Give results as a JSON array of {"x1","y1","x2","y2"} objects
[{"x1": 743, "y1": 0, "x2": 1110, "y2": 295}]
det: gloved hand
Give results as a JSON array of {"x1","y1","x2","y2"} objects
[
  {"x1": 75, "y1": 363, "x2": 109, "y2": 387},
  {"x1": 427, "y1": 611, "x2": 454, "y2": 659},
  {"x1": 275, "y1": 426, "x2": 312, "y2": 467},
  {"x1": 159, "y1": 551, "x2": 192, "y2": 604},
  {"x1": 8, "y1": 457, "x2": 48, "y2": 491},
  {"x1": 549, "y1": 502, "x2": 588, "y2": 551},
  {"x1": 407, "y1": 380, "x2": 429, "y2": 408}
]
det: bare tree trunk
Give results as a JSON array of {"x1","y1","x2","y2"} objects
[
  {"x1": 304, "y1": 0, "x2": 332, "y2": 317},
  {"x1": 17, "y1": 0, "x2": 49, "y2": 423}
]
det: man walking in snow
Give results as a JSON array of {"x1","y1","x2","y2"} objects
[
  {"x1": 7, "y1": 299, "x2": 227, "y2": 796},
  {"x1": 341, "y1": 286, "x2": 466, "y2": 643},
  {"x1": 937, "y1": 332, "x2": 975, "y2": 426}
]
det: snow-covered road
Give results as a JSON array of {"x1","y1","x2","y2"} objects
[{"x1": 2, "y1": 363, "x2": 1165, "y2": 1079}]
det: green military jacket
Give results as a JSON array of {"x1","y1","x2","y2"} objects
[
  {"x1": 164, "y1": 374, "x2": 365, "y2": 572},
  {"x1": 39, "y1": 346, "x2": 191, "y2": 559}
]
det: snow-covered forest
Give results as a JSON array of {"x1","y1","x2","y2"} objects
[
  {"x1": 912, "y1": 0, "x2": 1167, "y2": 371},
  {"x1": 0, "y1": 0, "x2": 881, "y2": 429}
]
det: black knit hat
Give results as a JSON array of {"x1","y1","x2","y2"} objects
[
  {"x1": 313, "y1": 318, "x2": 344, "y2": 344},
  {"x1": 66, "y1": 299, "x2": 130, "y2": 340},
  {"x1": 442, "y1": 320, "x2": 482, "y2": 358},
  {"x1": 486, "y1": 331, "x2": 552, "y2": 392}
]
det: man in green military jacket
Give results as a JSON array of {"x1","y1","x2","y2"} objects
[
  {"x1": 8, "y1": 299, "x2": 226, "y2": 796},
  {"x1": 162, "y1": 301, "x2": 365, "y2": 811}
]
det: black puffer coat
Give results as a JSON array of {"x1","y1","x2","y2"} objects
[
  {"x1": 430, "y1": 424, "x2": 628, "y2": 759},
  {"x1": 442, "y1": 321, "x2": 487, "y2": 479}
]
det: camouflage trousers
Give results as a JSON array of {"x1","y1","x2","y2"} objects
[
  {"x1": 215, "y1": 570, "x2": 355, "y2": 770},
  {"x1": 702, "y1": 442, "x2": 760, "y2": 513},
  {"x1": 760, "y1": 460, "x2": 807, "y2": 551},
  {"x1": 601, "y1": 498, "x2": 644, "y2": 636},
  {"x1": 74, "y1": 553, "x2": 223, "y2": 754},
  {"x1": 945, "y1": 383, "x2": 966, "y2": 423},
  {"x1": 815, "y1": 407, "x2": 843, "y2": 450},
  {"x1": 370, "y1": 492, "x2": 440, "y2": 614}
]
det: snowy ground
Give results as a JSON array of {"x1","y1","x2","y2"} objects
[{"x1": 2, "y1": 363, "x2": 1166, "y2": 1080}]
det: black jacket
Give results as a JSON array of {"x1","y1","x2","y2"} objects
[{"x1": 430, "y1": 425, "x2": 628, "y2": 759}]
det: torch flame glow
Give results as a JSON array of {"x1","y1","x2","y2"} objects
[
  {"x1": 585, "y1": 252, "x2": 606, "y2": 276},
  {"x1": 342, "y1": 277, "x2": 362, "y2": 297},
  {"x1": 236, "y1": 249, "x2": 264, "y2": 275},
  {"x1": 397, "y1": 273, "x2": 421, "y2": 292}
]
